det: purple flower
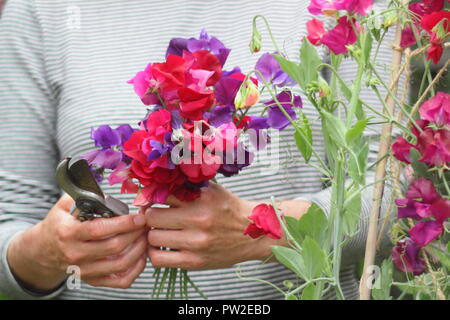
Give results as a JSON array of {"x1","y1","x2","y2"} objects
[
  {"x1": 265, "y1": 91, "x2": 302, "y2": 130},
  {"x1": 82, "y1": 124, "x2": 136, "y2": 172},
  {"x1": 214, "y1": 75, "x2": 242, "y2": 106},
  {"x1": 409, "y1": 220, "x2": 444, "y2": 247},
  {"x1": 218, "y1": 142, "x2": 254, "y2": 177},
  {"x1": 247, "y1": 116, "x2": 271, "y2": 150},
  {"x1": 392, "y1": 238, "x2": 426, "y2": 276},
  {"x1": 204, "y1": 105, "x2": 234, "y2": 127},
  {"x1": 166, "y1": 29, "x2": 231, "y2": 67},
  {"x1": 255, "y1": 53, "x2": 294, "y2": 87}
]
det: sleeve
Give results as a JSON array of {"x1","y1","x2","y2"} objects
[
  {"x1": 0, "y1": 0, "x2": 65, "y2": 299},
  {"x1": 299, "y1": 0, "x2": 403, "y2": 267}
]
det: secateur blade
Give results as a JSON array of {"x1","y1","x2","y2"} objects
[{"x1": 55, "y1": 157, "x2": 129, "y2": 221}]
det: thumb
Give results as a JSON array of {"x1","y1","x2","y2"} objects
[{"x1": 57, "y1": 193, "x2": 76, "y2": 212}]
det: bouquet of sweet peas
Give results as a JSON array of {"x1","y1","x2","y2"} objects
[{"x1": 81, "y1": 29, "x2": 299, "y2": 298}]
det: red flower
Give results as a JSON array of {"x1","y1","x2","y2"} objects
[
  {"x1": 243, "y1": 204, "x2": 282, "y2": 240},
  {"x1": 180, "y1": 151, "x2": 221, "y2": 183},
  {"x1": 178, "y1": 87, "x2": 215, "y2": 120},
  {"x1": 420, "y1": 11, "x2": 450, "y2": 33},
  {"x1": 183, "y1": 50, "x2": 222, "y2": 86},
  {"x1": 306, "y1": 18, "x2": 326, "y2": 45},
  {"x1": 421, "y1": 11, "x2": 450, "y2": 64},
  {"x1": 151, "y1": 54, "x2": 187, "y2": 92}
]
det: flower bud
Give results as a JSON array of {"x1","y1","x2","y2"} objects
[
  {"x1": 249, "y1": 25, "x2": 262, "y2": 53},
  {"x1": 234, "y1": 79, "x2": 260, "y2": 109}
]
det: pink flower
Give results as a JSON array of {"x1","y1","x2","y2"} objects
[
  {"x1": 307, "y1": 0, "x2": 337, "y2": 16},
  {"x1": 396, "y1": 178, "x2": 441, "y2": 220},
  {"x1": 409, "y1": 220, "x2": 444, "y2": 246},
  {"x1": 321, "y1": 17, "x2": 359, "y2": 55},
  {"x1": 333, "y1": 0, "x2": 373, "y2": 16},
  {"x1": 417, "y1": 128, "x2": 450, "y2": 167},
  {"x1": 306, "y1": 18, "x2": 326, "y2": 45},
  {"x1": 392, "y1": 238, "x2": 426, "y2": 276},
  {"x1": 243, "y1": 204, "x2": 282, "y2": 240},
  {"x1": 392, "y1": 136, "x2": 416, "y2": 164},
  {"x1": 429, "y1": 198, "x2": 450, "y2": 223},
  {"x1": 419, "y1": 92, "x2": 450, "y2": 127}
]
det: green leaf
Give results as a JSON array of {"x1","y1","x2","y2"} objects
[
  {"x1": 273, "y1": 55, "x2": 304, "y2": 88},
  {"x1": 428, "y1": 246, "x2": 450, "y2": 271},
  {"x1": 298, "y1": 203, "x2": 328, "y2": 247},
  {"x1": 271, "y1": 246, "x2": 306, "y2": 280},
  {"x1": 345, "y1": 119, "x2": 368, "y2": 146},
  {"x1": 284, "y1": 216, "x2": 304, "y2": 243},
  {"x1": 342, "y1": 186, "x2": 361, "y2": 236},
  {"x1": 301, "y1": 282, "x2": 316, "y2": 300},
  {"x1": 321, "y1": 110, "x2": 347, "y2": 148},
  {"x1": 299, "y1": 38, "x2": 321, "y2": 86},
  {"x1": 301, "y1": 236, "x2": 329, "y2": 280},
  {"x1": 294, "y1": 113, "x2": 313, "y2": 163},
  {"x1": 372, "y1": 259, "x2": 393, "y2": 300},
  {"x1": 286, "y1": 294, "x2": 299, "y2": 300},
  {"x1": 348, "y1": 136, "x2": 369, "y2": 185}
]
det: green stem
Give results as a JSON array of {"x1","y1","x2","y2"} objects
[{"x1": 330, "y1": 152, "x2": 346, "y2": 300}]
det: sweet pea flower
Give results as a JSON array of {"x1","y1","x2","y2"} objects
[
  {"x1": 333, "y1": 0, "x2": 373, "y2": 16},
  {"x1": 395, "y1": 178, "x2": 441, "y2": 220},
  {"x1": 307, "y1": 0, "x2": 337, "y2": 16},
  {"x1": 243, "y1": 203, "x2": 283, "y2": 240},
  {"x1": 419, "y1": 92, "x2": 450, "y2": 127},
  {"x1": 392, "y1": 238, "x2": 426, "y2": 276},
  {"x1": 416, "y1": 128, "x2": 450, "y2": 167},
  {"x1": 306, "y1": 18, "x2": 326, "y2": 45},
  {"x1": 409, "y1": 220, "x2": 444, "y2": 247},
  {"x1": 234, "y1": 78, "x2": 260, "y2": 110},
  {"x1": 420, "y1": 11, "x2": 450, "y2": 64},
  {"x1": 265, "y1": 91, "x2": 302, "y2": 130},
  {"x1": 321, "y1": 16, "x2": 359, "y2": 55},
  {"x1": 255, "y1": 52, "x2": 294, "y2": 87}
]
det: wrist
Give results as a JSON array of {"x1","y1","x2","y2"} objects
[{"x1": 7, "y1": 222, "x2": 66, "y2": 293}]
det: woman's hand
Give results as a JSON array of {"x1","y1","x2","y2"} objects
[
  {"x1": 7, "y1": 194, "x2": 148, "y2": 292},
  {"x1": 145, "y1": 183, "x2": 287, "y2": 270}
]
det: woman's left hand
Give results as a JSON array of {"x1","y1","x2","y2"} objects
[{"x1": 144, "y1": 183, "x2": 277, "y2": 270}]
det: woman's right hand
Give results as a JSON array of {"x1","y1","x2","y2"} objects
[{"x1": 7, "y1": 194, "x2": 148, "y2": 293}]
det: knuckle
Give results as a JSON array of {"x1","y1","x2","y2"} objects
[
  {"x1": 106, "y1": 237, "x2": 125, "y2": 255},
  {"x1": 63, "y1": 249, "x2": 81, "y2": 264},
  {"x1": 117, "y1": 277, "x2": 133, "y2": 289},
  {"x1": 194, "y1": 233, "x2": 211, "y2": 250},
  {"x1": 193, "y1": 213, "x2": 213, "y2": 230},
  {"x1": 190, "y1": 257, "x2": 206, "y2": 270},
  {"x1": 57, "y1": 225, "x2": 73, "y2": 242},
  {"x1": 85, "y1": 223, "x2": 101, "y2": 239}
]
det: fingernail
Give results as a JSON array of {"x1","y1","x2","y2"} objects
[{"x1": 133, "y1": 214, "x2": 146, "y2": 226}]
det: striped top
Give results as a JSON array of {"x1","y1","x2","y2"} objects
[{"x1": 0, "y1": 0, "x2": 396, "y2": 300}]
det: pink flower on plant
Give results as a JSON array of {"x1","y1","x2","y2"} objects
[
  {"x1": 321, "y1": 17, "x2": 359, "y2": 55},
  {"x1": 306, "y1": 18, "x2": 326, "y2": 45},
  {"x1": 419, "y1": 92, "x2": 450, "y2": 127},
  {"x1": 392, "y1": 136, "x2": 416, "y2": 164},
  {"x1": 392, "y1": 238, "x2": 426, "y2": 276},
  {"x1": 307, "y1": 0, "x2": 337, "y2": 16},
  {"x1": 243, "y1": 204, "x2": 282, "y2": 240},
  {"x1": 333, "y1": 0, "x2": 373, "y2": 16},
  {"x1": 416, "y1": 128, "x2": 450, "y2": 167},
  {"x1": 409, "y1": 220, "x2": 444, "y2": 247}
]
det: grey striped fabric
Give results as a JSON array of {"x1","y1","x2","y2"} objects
[{"x1": 0, "y1": 0, "x2": 396, "y2": 300}]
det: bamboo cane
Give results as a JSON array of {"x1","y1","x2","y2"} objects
[{"x1": 358, "y1": 13, "x2": 406, "y2": 301}]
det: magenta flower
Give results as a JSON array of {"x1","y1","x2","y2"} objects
[
  {"x1": 307, "y1": 0, "x2": 337, "y2": 16},
  {"x1": 409, "y1": 220, "x2": 444, "y2": 247},
  {"x1": 419, "y1": 92, "x2": 450, "y2": 127},
  {"x1": 396, "y1": 178, "x2": 441, "y2": 220},
  {"x1": 333, "y1": 0, "x2": 373, "y2": 16},
  {"x1": 429, "y1": 198, "x2": 450, "y2": 223},
  {"x1": 417, "y1": 128, "x2": 450, "y2": 167},
  {"x1": 392, "y1": 238, "x2": 426, "y2": 276},
  {"x1": 392, "y1": 136, "x2": 416, "y2": 164},
  {"x1": 321, "y1": 17, "x2": 359, "y2": 55}
]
